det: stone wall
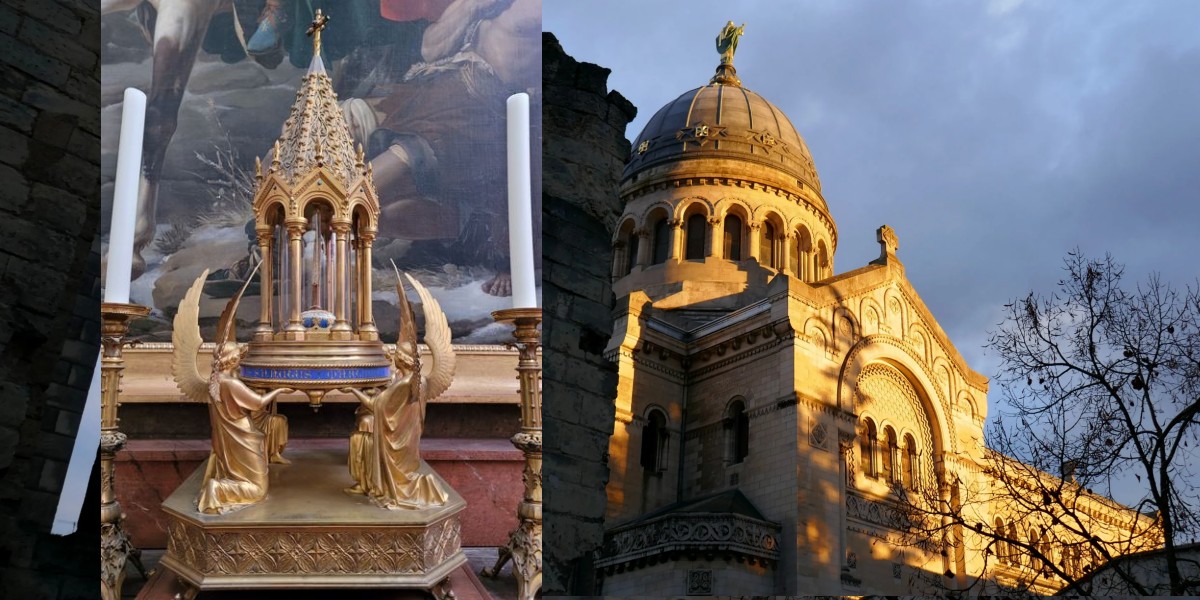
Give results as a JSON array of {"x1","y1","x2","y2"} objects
[
  {"x1": 0, "y1": 0, "x2": 101, "y2": 598},
  {"x1": 541, "y1": 32, "x2": 635, "y2": 594}
]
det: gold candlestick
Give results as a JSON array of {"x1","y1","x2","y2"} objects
[
  {"x1": 100, "y1": 302, "x2": 150, "y2": 600},
  {"x1": 482, "y1": 308, "x2": 542, "y2": 600}
]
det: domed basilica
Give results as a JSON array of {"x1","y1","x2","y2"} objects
[{"x1": 593, "y1": 32, "x2": 1152, "y2": 596}]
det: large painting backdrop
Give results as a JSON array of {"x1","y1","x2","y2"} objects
[{"x1": 100, "y1": 0, "x2": 541, "y2": 342}]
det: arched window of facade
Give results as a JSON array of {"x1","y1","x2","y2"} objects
[
  {"x1": 724, "y1": 215, "x2": 743, "y2": 260},
  {"x1": 760, "y1": 221, "x2": 777, "y2": 269},
  {"x1": 727, "y1": 399, "x2": 749, "y2": 465},
  {"x1": 816, "y1": 239, "x2": 830, "y2": 279},
  {"x1": 640, "y1": 409, "x2": 669, "y2": 473},
  {"x1": 860, "y1": 418, "x2": 877, "y2": 477},
  {"x1": 685, "y1": 214, "x2": 705, "y2": 260},
  {"x1": 881, "y1": 426, "x2": 897, "y2": 484},
  {"x1": 902, "y1": 433, "x2": 917, "y2": 489},
  {"x1": 1029, "y1": 528, "x2": 1041, "y2": 569},
  {"x1": 995, "y1": 518, "x2": 1009, "y2": 564},
  {"x1": 651, "y1": 217, "x2": 670, "y2": 264}
]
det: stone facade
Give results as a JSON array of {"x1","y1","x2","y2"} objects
[
  {"x1": 0, "y1": 0, "x2": 101, "y2": 597},
  {"x1": 540, "y1": 32, "x2": 636, "y2": 594},
  {"x1": 591, "y1": 47, "x2": 1153, "y2": 596}
]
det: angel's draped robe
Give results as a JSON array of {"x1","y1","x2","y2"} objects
[
  {"x1": 362, "y1": 369, "x2": 448, "y2": 508},
  {"x1": 198, "y1": 374, "x2": 270, "y2": 513}
]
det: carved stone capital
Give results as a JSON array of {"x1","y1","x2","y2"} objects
[
  {"x1": 100, "y1": 430, "x2": 127, "y2": 453},
  {"x1": 511, "y1": 430, "x2": 542, "y2": 453},
  {"x1": 838, "y1": 429, "x2": 857, "y2": 453}
]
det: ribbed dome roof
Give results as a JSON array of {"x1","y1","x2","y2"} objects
[{"x1": 622, "y1": 82, "x2": 821, "y2": 194}]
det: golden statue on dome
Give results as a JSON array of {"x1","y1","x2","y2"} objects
[
  {"x1": 161, "y1": 12, "x2": 465, "y2": 598},
  {"x1": 712, "y1": 21, "x2": 746, "y2": 86},
  {"x1": 716, "y1": 21, "x2": 746, "y2": 65}
]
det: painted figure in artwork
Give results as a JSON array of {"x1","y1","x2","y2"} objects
[
  {"x1": 171, "y1": 268, "x2": 292, "y2": 513},
  {"x1": 343, "y1": 269, "x2": 456, "y2": 509},
  {"x1": 345, "y1": 0, "x2": 542, "y2": 297}
]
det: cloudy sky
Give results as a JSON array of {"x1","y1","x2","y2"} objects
[{"x1": 546, "y1": 0, "x2": 1200, "y2": 416}]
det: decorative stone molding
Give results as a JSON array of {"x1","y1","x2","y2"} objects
[
  {"x1": 845, "y1": 492, "x2": 939, "y2": 554},
  {"x1": 596, "y1": 513, "x2": 781, "y2": 572},
  {"x1": 809, "y1": 420, "x2": 828, "y2": 450},
  {"x1": 686, "y1": 569, "x2": 713, "y2": 595},
  {"x1": 846, "y1": 491, "x2": 909, "y2": 531},
  {"x1": 689, "y1": 334, "x2": 787, "y2": 381}
]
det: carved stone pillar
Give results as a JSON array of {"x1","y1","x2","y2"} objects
[
  {"x1": 838, "y1": 429, "x2": 856, "y2": 576},
  {"x1": 611, "y1": 240, "x2": 627, "y2": 279},
  {"x1": 747, "y1": 221, "x2": 762, "y2": 262},
  {"x1": 706, "y1": 216, "x2": 722, "y2": 258},
  {"x1": 781, "y1": 232, "x2": 795, "y2": 276},
  {"x1": 667, "y1": 218, "x2": 683, "y2": 262},
  {"x1": 634, "y1": 229, "x2": 651, "y2": 267}
]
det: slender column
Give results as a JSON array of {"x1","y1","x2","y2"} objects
[
  {"x1": 353, "y1": 237, "x2": 365, "y2": 334},
  {"x1": 667, "y1": 218, "x2": 683, "y2": 262},
  {"x1": 256, "y1": 231, "x2": 273, "y2": 338},
  {"x1": 483, "y1": 309, "x2": 542, "y2": 600},
  {"x1": 706, "y1": 216, "x2": 722, "y2": 258},
  {"x1": 838, "y1": 430, "x2": 856, "y2": 583},
  {"x1": 359, "y1": 232, "x2": 377, "y2": 338},
  {"x1": 634, "y1": 229, "x2": 651, "y2": 268},
  {"x1": 787, "y1": 231, "x2": 796, "y2": 276},
  {"x1": 747, "y1": 221, "x2": 762, "y2": 262},
  {"x1": 285, "y1": 222, "x2": 305, "y2": 333},
  {"x1": 611, "y1": 240, "x2": 626, "y2": 280},
  {"x1": 100, "y1": 303, "x2": 150, "y2": 600},
  {"x1": 331, "y1": 224, "x2": 352, "y2": 337}
]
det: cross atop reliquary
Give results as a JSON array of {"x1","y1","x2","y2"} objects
[{"x1": 306, "y1": 9, "x2": 330, "y2": 55}]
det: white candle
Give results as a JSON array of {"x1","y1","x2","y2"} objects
[
  {"x1": 51, "y1": 357, "x2": 101, "y2": 535},
  {"x1": 506, "y1": 93, "x2": 537, "y2": 309},
  {"x1": 104, "y1": 88, "x2": 146, "y2": 304}
]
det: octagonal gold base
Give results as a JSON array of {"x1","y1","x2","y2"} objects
[{"x1": 159, "y1": 449, "x2": 465, "y2": 597}]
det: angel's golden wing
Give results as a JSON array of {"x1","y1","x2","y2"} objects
[
  {"x1": 214, "y1": 262, "x2": 260, "y2": 349},
  {"x1": 172, "y1": 269, "x2": 211, "y2": 403},
  {"x1": 392, "y1": 261, "x2": 418, "y2": 364},
  {"x1": 404, "y1": 272, "x2": 455, "y2": 402}
]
